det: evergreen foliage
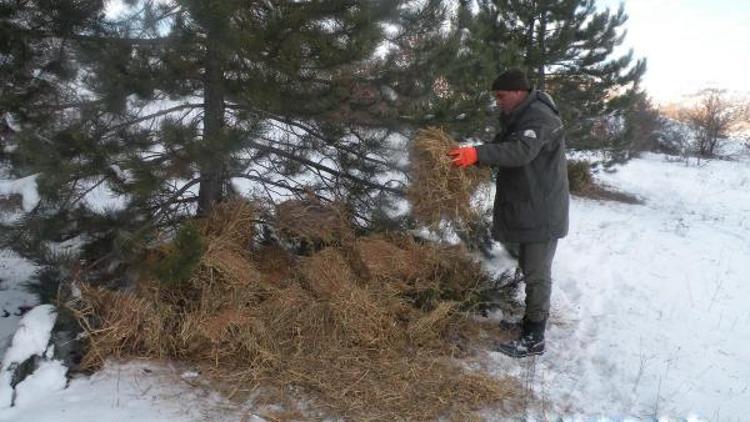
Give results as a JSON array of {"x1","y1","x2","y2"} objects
[
  {"x1": 464, "y1": 0, "x2": 647, "y2": 151},
  {"x1": 609, "y1": 90, "x2": 663, "y2": 161},
  {"x1": 153, "y1": 222, "x2": 203, "y2": 286},
  {"x1": 1, "y1": 0, "x2": 650, "y2": 296},
  {"x1": 1, "y1": 1, "x2": 451, "y2": 287}
]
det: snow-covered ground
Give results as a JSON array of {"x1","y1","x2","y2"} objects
[
  {"x1": 2, "y1": 146, "x2": 749, "y2": 420},
  {"x1": 487, "y1": 148, "x2": 750, "y2": 420},
  {"x1": 0, "y1": 361, "x2": 253, "y2": 422},
  {"x1": 0, "y1": 250, "x2": 38, "y2": 359}
]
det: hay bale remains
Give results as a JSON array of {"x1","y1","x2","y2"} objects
[
  {"x1": 73, "y1": 202, "x2": 523, "y2": 420},
  {"x1": 367, "y1": 233, "x2": 490, "y2": 311},
  {"x1": 275, "y1": 197, "x2": 353, "y2": 246},
  {"x1": 353, "y1": 235, "x2": 414, "y2": 281},
  {"x1": 408, "y1": 127, "x2": 491, "y2": 229},
  {"x1": 198, "y1": 198, "x2": 256, "y2": 246},
  {"x1": 407, "y1": 301, "x2": 459, "y2": 345},
  {"x1": 74, "y1": 284, "x2": 177, "y2": 368},
  {"x1": 299, "y1": 247, "x2": 355, "y2": 298},
  {"x1": 252, "y1": 244, "x2": 295, "y2": 286}
]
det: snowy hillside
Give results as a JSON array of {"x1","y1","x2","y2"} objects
[
  {"x1": 2, "y1": 144, "x2": 750, "y2": 420},
  {"x1": 488, "y1": 147, "x2": 750, "y2": 420}
]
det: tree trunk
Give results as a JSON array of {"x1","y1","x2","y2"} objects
[
  {"x1": 197, "y1": 27, "x2": 226, "y2": 216},
  {"x1": 536, "y1": 10, "x2": 547, "y2": 91},
  {"x1": 524, "y1": 15, "x2": 536, "y2": 78}
]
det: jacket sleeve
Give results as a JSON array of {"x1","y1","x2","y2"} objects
[{"x1": 475, "y1": 117, "x2": 551, "y2": 168}]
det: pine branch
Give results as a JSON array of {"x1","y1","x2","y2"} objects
[
  {"x1": 246, "y1": 139, "x2": 404, "y2": 196},
  {"x1": 230, "y1": 172, "x2": 309, "y2": 197},
  {"x1": 106, "y1": 103, "x2": 204, "y2": 133},
  {"x1": 138, "y1": 178, "x2": 203, "y2": 230},
  {"x1": 65, "y1": 175, "x2": 110, "y2": 209},
  {"x1": 229, "y1": 105, "x2": 397, "y2": 170},
  {"x1": 6, "y1": 26, "x2": 172, "y2": 46}
]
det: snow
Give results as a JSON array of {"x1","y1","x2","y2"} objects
[
  {"x1": 80, "y1": 179, "x2": 130, "y2": 214},
  {"x1": 0, "y1": 305, "x2": 55, "y2": 366},
  {"x1": 0, "y1": 175, "x2": 40, "y2": 212},
  {"x1": 0, "y1": 362, "x2": 252, "y2": 422},
  {"x1": 380, "y1": 85, "x2": 399, "y2": 102},
  {"x1": 0, "y1": 305, "x2": 57, "y2": 408},
  {"x1": 0, "y1": 250, "x2": 38, "y2": 357},
  {"x1": 13, "y1": 360, "x2": 68, "y2": 407},
  {"x1": 485, "y1": 151, "x2": 750, "y2": 420}
]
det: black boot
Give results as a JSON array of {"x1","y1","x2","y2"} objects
[
  {"x1": 495, "y1": 318, "x2": 546, "y2": 358},
  {"x1": 498, "y1": 319, "x2": 522, "y2": 333}
]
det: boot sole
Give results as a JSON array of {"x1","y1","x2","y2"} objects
[
  {"x1": 497, "y1": 351, "x2": 544, "y2": 358},
  {"x1": 495, "y1": 346, "x2": 545, "y2": 358}
]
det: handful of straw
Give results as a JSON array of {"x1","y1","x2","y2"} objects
[{"x1": 407, "y1": 127, "x2": 491, "y2": 229}]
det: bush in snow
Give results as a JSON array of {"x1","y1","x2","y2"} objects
[{"x1": 567, "y1": 160, "x2": 594, "y2": 194}]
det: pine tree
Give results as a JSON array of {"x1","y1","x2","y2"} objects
[
  {"x1": 0, "y1": 1, "x2": 103, "y2": 118},
  {"x1": 0, "y1": 0, "x2": 104, "y2": 171},
  {"x1": 472, "y1": 0, "x2": 647, "y2": 150},
  {"x1": 3, "y1": 0, "x2": 449, "y2": 289},
  {"x1": 380, "y1": 0, "x2": 547, "y2": 143},
  {"x1": 0, "y1": 0, "x2": 107, "y2": 257},
  {"x1": 416, "y1": 0, "x2": 522, "y2": 141}
]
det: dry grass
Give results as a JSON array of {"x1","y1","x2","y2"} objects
[
  {"x1": 408, "y1": 127, "x2": 491, "y2": 229},
  {"x1": 73, "y1": 201, "x2": 523, "y2": 420},
  {"x1": 576, "y1": 183, "x2": 643, "y2": 204},
  {"x1": 275, "y1": 197, "x2": 353, "y2": 245}
]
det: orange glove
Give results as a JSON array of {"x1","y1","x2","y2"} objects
[{"x1": 447, "y1": 146, "x2": 478, "y2": 168}]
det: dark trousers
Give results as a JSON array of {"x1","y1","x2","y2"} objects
[{"x1": 519, "y1": 240, "x2": 558, "y2": 323}]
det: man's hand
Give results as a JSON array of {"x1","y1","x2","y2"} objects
[{"x1": 447, "y1": 146, "x2": 478, "y2": 168}]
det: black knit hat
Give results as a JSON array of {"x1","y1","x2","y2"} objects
[{"x1": 492, "y1": 68, "x2": 530, "y2": 91}]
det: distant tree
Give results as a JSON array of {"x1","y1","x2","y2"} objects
[
  {"x1": 682, "y1": 88, "x2": 743, "y2": 157},
  {"x1": 609, "y1": 90, "x2": 664, "y2": 161}
]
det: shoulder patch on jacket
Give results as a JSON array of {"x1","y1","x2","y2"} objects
[{"x1": 523, "y1": 129, "x2": 537, "y2": 139}]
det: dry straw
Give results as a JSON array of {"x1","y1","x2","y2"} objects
[
  {"x1": 73, "y1": 200, "x2": 523, "y2": 420},
  {"x1": 408, "y1": 126, "x2": 491, "y2": 229},
  {"x1": 275, "y1": 197, "x2": 353, "y2": 245}
]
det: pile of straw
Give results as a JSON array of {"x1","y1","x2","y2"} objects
[
  {"x1": 408, "y1": 126, "x2": 491, "y2": 229},
  {"x1": 73, "y1": 200, "x2": 522, "y2": 420},
  {"x1": 275, "y1": 197, "x2": 353, "y2": 245}
]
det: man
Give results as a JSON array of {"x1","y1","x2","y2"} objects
[{"x1": 448, "y1": 68, "x2": 569, "y2": 358}]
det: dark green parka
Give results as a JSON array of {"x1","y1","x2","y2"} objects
[{"x1": 475, "y1": 89, "x2": 569, "y2": 243}]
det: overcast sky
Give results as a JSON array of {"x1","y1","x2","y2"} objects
[{"x1": 600, "y1": 0, "x2": 750, "y2": 104}]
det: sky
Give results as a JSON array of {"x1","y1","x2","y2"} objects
[
  {"x1": 599, "y1": 0, "x2": 750, "y2": 104},
  {"x1": 104, "y1": 0, "x2": 125, "y2": 17}
]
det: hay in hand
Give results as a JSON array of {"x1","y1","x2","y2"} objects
[
  {"x1": 73, "y1": 201, "x2": 523, "y2": 420},
  {"x1": 408, "y1": 127, "x2": 491, "y2": 229}
]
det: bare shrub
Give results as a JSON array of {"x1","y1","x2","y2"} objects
[{"x1": 680, "y1": 89, "x2": 744, "y2": 157}]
